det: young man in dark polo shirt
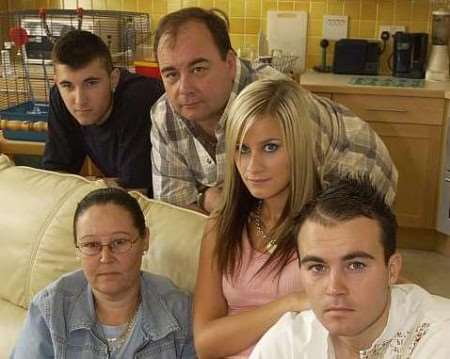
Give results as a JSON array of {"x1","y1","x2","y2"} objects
[{"x1": 42, "y1": 30, "x2": 164, "y2": 196}]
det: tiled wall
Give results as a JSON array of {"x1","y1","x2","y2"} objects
[{"x1": 6, "y1": 0, "x2": 450, "y2": 70}]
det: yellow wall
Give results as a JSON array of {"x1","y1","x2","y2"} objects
[{"x1": 6, "y1": 0, "x2": 450, "y2": 70}]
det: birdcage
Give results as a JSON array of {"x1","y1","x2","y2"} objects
[{"x1": 0, "y1": 8, "x2": 150, "y2": 141}]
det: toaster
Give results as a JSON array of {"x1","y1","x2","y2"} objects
[{"x1": 333, "y1": 39, "x2": 380, "y2": 75}]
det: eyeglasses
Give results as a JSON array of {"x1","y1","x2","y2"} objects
[{"x1": 76, "y1": 237, "x2": 140, "y2": 256}]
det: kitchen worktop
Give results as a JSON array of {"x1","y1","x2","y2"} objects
[{"x1": 300, "y1": 71, "x2": 450, "y2": 99}]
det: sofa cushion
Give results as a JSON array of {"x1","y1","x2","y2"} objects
[
  {"x1": 0, "y1": 154, "x2": 107, "y2": 309},
  {"x1": 133, "y1": 192, "x2": 207, "y2": 292},
  {"x1": 0, "y1": 154, "x2": 207, "y2": 311}
]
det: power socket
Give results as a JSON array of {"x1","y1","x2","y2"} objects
[{"x1": 379, "y1": 25, "x2": 406, "y2": 39}]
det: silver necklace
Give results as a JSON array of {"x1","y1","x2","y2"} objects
[
  {"x1": 253, "y1": 200, "x2": 278, "y2": 254},
  {"x1": 98, "y1": 302, "x2": 140, "y2": 353}
]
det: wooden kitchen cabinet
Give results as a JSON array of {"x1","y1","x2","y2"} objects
[
  {"x1": 331, "y1": 94, "x2": 444, "y2": 126},
  {"x1": 332, "y1": 93, "x2": 445, "y2": 229},
  {"x1": 367, "y1": 121, "x2": 441, "y2": 228},
  {"x1": 299, "y1": 71, "x2": 449, "y2": 232}
]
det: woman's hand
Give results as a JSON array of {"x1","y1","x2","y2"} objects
[{"x1": 283, "y1": 291, "x2": 310, "y2": 313}]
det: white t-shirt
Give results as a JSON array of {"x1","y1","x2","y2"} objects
[{"x1": 249, "y1": 284, "x2": 450, "y2": 359}]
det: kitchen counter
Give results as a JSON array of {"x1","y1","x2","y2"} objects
[{"x1": 300, "y1": 71, "x2": 450, "y2": 99}]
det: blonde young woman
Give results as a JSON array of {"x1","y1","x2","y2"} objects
[{"x1": 193, "y1": 78, "x2": 398, "y2": 358}]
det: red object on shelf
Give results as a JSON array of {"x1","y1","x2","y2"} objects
[
  {"x1": 134, "y1": 60, "x2": 161, "y2": 79},
  {"x1": 9, "y1": 27, "x2": 28, "y2": 47}
]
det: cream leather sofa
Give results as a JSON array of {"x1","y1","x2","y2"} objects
[{"x1": 0, "y1": 154, "x2": 207, "y2": 356}]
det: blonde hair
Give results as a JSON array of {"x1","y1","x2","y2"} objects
[{"x1": 214, "y1": 78, "x2": 318, "y2": 278}]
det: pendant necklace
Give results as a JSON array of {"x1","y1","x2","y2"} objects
[
  {"x1": 253, "y1": 200, "x2": 278, "y2": 254},
  {"x1": 97, "y1": 301, "x2": 140, "y2": 353}
]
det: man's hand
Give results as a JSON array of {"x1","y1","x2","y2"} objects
[{"x1": 202, "y1": 185, "x2": 223, "y2": 214}]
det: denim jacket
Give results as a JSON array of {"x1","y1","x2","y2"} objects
[{"x1": 11, "y1": 270, "x2": 196, "y2": 358}]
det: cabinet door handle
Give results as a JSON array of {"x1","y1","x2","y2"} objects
[
  {"x1": 445, "y1": 177, "x2": 450, "y2": 183},
  {"x1": 365, "y1": 108, "x2": 409, "y2": 113}
]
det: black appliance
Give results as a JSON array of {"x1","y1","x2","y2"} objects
[
  {"x1": 392, "y1": 32, "x2": 428, "y2": 79},
  {"x1": 333, "y1": 39, "x2": 380, "y2": 75}
]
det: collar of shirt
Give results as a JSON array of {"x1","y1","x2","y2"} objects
[
  {"x1": 317, "y1": 285, "x2": 416, "y2": 359},
  {"x1": 67, "y1": 272, "x2": 180, "y2": 342},
  {"x1": 353, "y1": 285, "x2": 429, "y2": 358},
  {"x1": 217, "y1": 58, "x2": 253, "y2": 128}
]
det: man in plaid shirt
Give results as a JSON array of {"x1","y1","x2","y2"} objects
[{"x1": 151, "y1": 7, "x2": 397, "y2": 213}]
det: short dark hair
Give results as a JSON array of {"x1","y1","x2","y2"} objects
[
  {"x1": 154, "y1": 7, "x2": 232, "y2": 61},
  {"x1": 73, "y1": 188, "x2": 146, "y2": 244},
  {"x1": 295, "y1": 175, "x2": 397, "y2": 263},
  {"x1": 52, "y1": 30, "x2": 113, "y2": 73}
]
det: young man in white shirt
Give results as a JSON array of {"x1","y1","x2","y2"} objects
[{"x1": 250, "y1": 176, "x2": 450, "y2": 359}]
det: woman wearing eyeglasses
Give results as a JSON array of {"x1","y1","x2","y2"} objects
[{"x1": 11, "y1": 188, "x2": 195, "y2": 359}]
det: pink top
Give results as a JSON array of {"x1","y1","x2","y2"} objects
[{"x1": 222, "y1": 227, "x2": 303, "y2": 358}]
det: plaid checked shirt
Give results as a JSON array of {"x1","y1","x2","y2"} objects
[
  {"x1": 309, "y1": 94, "x2": 398, "y2": 205},
  {"x1": 151, "y1": 59, "x2": 398, "y2": 207}
]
